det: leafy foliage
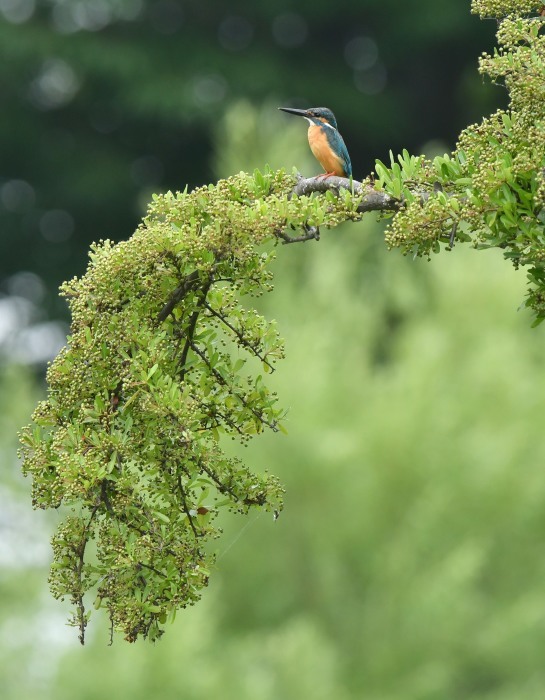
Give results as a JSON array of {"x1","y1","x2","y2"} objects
[
  {"x1": 18, "y1": 0, "x2": 545, "y2": 645},
  {"x1": 18, "y1": 168, "x2": 365, "y2": 643},
  {"x1": 376, "y1": 2, "x2": 545, "y2": 322},
  {"x1": 472, "y1": 0, "x2": 542, "y2": 17}
]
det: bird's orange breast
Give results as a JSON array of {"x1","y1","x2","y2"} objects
[{"x1": 307, "y1": 124, "x2": 344, "y2": 176}]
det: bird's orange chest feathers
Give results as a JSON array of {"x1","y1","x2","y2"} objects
[{"x1": 307, "y1": 124, "x2": 344, "y2": 176}]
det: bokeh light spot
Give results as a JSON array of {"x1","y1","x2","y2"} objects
[
  {"x1": 50, "y1": 0, "x2": 113, "y2": 33},
  {"x1": 0, "y1": 0, "x2": 35, "y2": 24},
  {"x1": 344, "y1": 36, "x2": 378, "y2": 71},
  {"x1": 117, "y1": 0, "x2": 143, "y2": 21},
  {"x1": 6, "y1": 272, "x2": 46, "y2": 305},
  {"x1": 28, "y1": 59, "x2": 80, "y2": 110},
  {"x1": 10, "y1": 321, "x2": 68, "y2": 365},
  {"x1": 193, "y1": 74, "x2": 227, "y2": 106},
  {"x1": 39, "y1": 209, "x2": 75, "y2": 243},
  {"x1": 1, "y1": 180, "x2": 35, "y2": 212},
  {"x1": 354, "y1": 62, "x2": 387, "y2": 95}
]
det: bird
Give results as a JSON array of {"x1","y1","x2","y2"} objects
[{"x1": 278, "y1": 106, "x2": 352, "y2": 179}]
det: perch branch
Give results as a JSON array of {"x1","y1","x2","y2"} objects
[
  {"x1": 291, "y1": 175, "x2": 401, "y2": 213},
  {"x1": 274, "y1": 174, "x2": 402, "y2": 244}
]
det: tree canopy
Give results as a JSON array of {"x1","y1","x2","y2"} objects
[{"x1": 19, "y1": 0, "x2": 545, "y2": 643}]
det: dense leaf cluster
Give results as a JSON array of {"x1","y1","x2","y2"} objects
[
  {"x1": 472, "y1": 0, "x2": 542, "y2": 18},
  {"x1": 18, "y1": 168, "x2": 365, "y2": 643},
  {"x1": 378, "y1": 3, "x2": 545, "y2": 322}
]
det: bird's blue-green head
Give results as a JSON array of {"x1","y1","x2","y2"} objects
[{"x1": 279, "y1": 106, "x2": 338, "y2": 130}]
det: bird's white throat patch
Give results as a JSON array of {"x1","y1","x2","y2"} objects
[{"x1": 305, "y1": 117, "x2": 336, "y2": 130}]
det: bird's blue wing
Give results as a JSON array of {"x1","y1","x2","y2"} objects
[{"x1": 325, "y1": 128, "x2": 352, "y2": 178}]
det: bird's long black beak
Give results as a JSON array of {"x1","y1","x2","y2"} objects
[{"x1": 278, "y1": 107, "x2": 309, "y2": 117}]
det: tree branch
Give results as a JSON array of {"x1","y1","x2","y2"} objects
[
  {"x1": 203, "y1": 301, "x2": 276, "y2": 372},
  {"x1": 276, "y1": 225, "x2": 320, "y2": 244},
  {"x1": 177, "y1": 278, "x2": 213, "y2": 381},
  {"x1": 157, "y1": 270, "x2": 201, "y2": 323},
  {"x1": 273, "y1": 175, "x2": 402, "y2": 244},
  {"x1": 176, "y1": 473, "x2": 200, "y2": 539},
  {"x1": 188, "y1": 340, "x2": 279, "y2": 432},
  {"x1": 291, "y1": 175, "x2": 400, "y2": 213}
]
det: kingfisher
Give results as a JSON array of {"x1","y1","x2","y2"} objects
[{"x1": 278, "y1": 106, "x2": 352, "y2": 179}]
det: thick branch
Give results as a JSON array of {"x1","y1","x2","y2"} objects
[
  {"x1": 292, "y1": 175, "x2": 400, "y2": 213},
  {"x1": 275, "y1": 175, "x2": 402, "y2": 244}
]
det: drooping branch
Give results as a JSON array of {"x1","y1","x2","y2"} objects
[
  {"x1": 20, "y1": 166, "x2": 407, "y2": 645},
  {"x1": 19, "y1": 166, "x2": 451, "y2": 645}
]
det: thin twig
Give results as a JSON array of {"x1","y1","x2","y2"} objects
[
  {"x1": 203, "y1": 302, "x2": 275, "y2": 371},
  {"x1": 74, "y1": 502, "x2": 101, "y2": 644},
  {"x1": 196, "y1": 458, "x2": 241, "y2": 502},
  {"x1": 188, "y1": 340, "x2": 279, "y2": 432},
  {"x1": 178, "y1": 278, "x2": 213, "y2": 381},
  {"x1": 177, "y1": 472, "x2": 200, "y2": 539},
  {"x1": 275, "y1": 225, "x2": 320, "y2": 244},
  {"x1": 187, "y1": 390, "x2": 247, "y2": 436},
  {"x1": 137, "y1": 561, "x2": 168, "y2": 578}
]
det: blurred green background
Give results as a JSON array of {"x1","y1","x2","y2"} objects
[{"x1": 3, "y1": 2, "x2": 545, "y2": 698}]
